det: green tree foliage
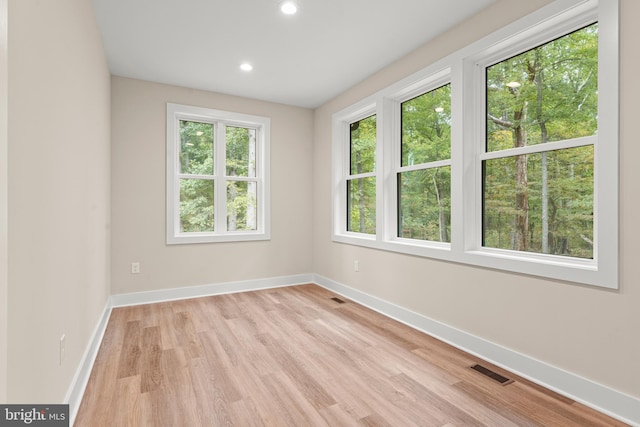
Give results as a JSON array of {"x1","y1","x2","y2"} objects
[
  {"x1": 179, "y1": 120, "x2": 214, "y2": 232},
  {"x1": 485, "y1": 24, "x2": 597, "y2": 258},
  {"x1": 178, "y1": 121, "x2": 258, "y2": 233},
  {"x1": 348, "y1": 115, "x2": 376, "y2": 234},
  {"x1": 226, "y1": 127, "x2": 257, "y2": 231},
  {"x1": 399, "y1": 84, "x2": 451, "y2": 242},
  {"x1": 226, "y1": 126, "x2": 255, "y2": 177}
]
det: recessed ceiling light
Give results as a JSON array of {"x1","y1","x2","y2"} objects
[
  {"x1": 280, "y1": 1, "x2": 298, "y2": 15},
  {"x1": 506, "y1": 81, "x2": 521, "y2": 88},
  {"x1": 240, "y1": 63, "x2": 253, "y2": 72}
]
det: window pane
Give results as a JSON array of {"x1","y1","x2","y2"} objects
[
  {"x1": 350, "y1": 115, "x2": 376, "y2": 175},
  {"x1": 180, "y1": 120, "x2": 214, "y2": 175},
  {"x1": 226, "y1": 126, "x2": 257, "y2": 177},
  {"x1": 483, "y1": 146, "x2": 593, "y2": 258},
  {"x1": 398, "y1": 167, "x2": 450, "y2": 242},
  {"x1": 180, "y1": 178, "x2": 214, "y2": 232},
  {"x1": 347, "y1": 177, "x2": 376, "y2": 234},
  {"x1": 402, "y1": 84, "x2": 451, "y2": 166},
  {"x1": 227, "y1": 180, "x2": 257, "y2": 231},
  {"x1": 486, "y1": 24, "x2": 598, "y2": 152}
]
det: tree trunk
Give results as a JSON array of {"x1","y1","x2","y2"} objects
[
  {"x1": 541, "y1": 152, "x2": 548, "y2": 252},
  {"x1": 431, "y1": 169, "x2": 448, "y2": 242},
  {"x1": 534, "y1": 51, "x2": 550, "y2": 254},
  {"x1": 356, "y1": 153, "x2": 366, "y2": 232},
  {"x1": 228, "y1": 183, "x2": 237, "y2": 231},
  {"x1": 488, "y1": 88, "x2": 529, "y2": 252},
  {"x1": 513, "y1": 110, "x2": 528, "y2": 252}
]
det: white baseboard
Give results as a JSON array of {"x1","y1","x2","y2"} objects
[
  {"x1": 110, "y1": 273, "x2": 315, "y2": 307},
  {"x1": 65, "y1": 273, "x2": 639, "y2": 426},
  {"x1": 312, "y1": 274, "x2": 640, "y2": 427},
  {"x1": 64, "y1": 300, "x2": 112, "y2": 426}
]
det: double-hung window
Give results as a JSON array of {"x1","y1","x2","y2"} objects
[
  {"x1": 481, "y1": 24, "x2": 598, "y2": 259},
  {"x1": 397, "y1": 83, "x2": 451, "y2": 244},
  {"x1": 166, "y1": 103, "x2": 270, "y2": 244},
  {"x1": 333, "y1": 104, "x2": 379, "y2": 241},
  {"x1": 332, "y1": 0, "x2": 618, "y2": 288}
]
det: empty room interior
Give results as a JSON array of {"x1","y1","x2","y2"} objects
[{"x1": 1, "y1": 0, "x2": 639, "y2": 425}]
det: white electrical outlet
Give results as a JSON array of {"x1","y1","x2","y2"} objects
[
  {"x1": 131, "y1": 262, "x2": 140, "y2": 274},
  {"x1": 354, "y1": 260, "x2": 360, "y2": 272},
  {"x1": 59, "y1": 334, "x2": 65, "y2": 365}
]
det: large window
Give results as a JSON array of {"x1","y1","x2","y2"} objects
[
  {"x1": 332, "y1": 0, "x2": 618, "y2": 288},
  {"x1": 483, "y1": 24, "x2": 597, "y2": 259},
  {"x1": 398, "y1": 84, "x2": 451, "y2": 242},
  {"x1": 167, "y1": 103, "x2": 270, "y2": 244}
]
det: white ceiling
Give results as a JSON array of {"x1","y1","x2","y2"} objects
[{"x1": 92, "y1": 0, "x2": 496, "y2": 109}]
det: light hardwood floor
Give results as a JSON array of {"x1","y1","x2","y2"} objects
[{"x1": 74, "y1": 284, "x2": 627, "y2": 426}]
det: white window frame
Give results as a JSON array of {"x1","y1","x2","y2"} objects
[
  {"x1": 167, "y1": 103, "x2": 270, "y2": 244},
  {"x1": 387, "y1": 69, "x2": 452, "y2": 250},
  {"x1": 333, "y1": 102, "x2": 380, "y2": 243},
  {"x1": 332, "y1": 0, "x2": 618, "y2": 289}
]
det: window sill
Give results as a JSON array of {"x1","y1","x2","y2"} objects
[
  {"x1": 332, "y1": 233, "x2": 616, "y2": 289},
  {"x1": 167, "y1": 231, "x2": 270, "y2": 245}
]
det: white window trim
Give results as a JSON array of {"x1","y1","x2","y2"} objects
[
  {"x1": 167, "y1": 103, "x2": 271, "y2": 244},
  {"x1": 332, "y1": 102, "x2": 379, "y2": 243},
  {"x1": 386, "y1": 69, "x2": 452, "y2": 247},
  {"x1": 332, "y1": 0, "x2": 618, "y2": 289}
]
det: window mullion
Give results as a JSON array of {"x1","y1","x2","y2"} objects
[
  {"x1": 215, "y1": 122, "x2": 227, "y2": 233},
  {"x1": 177, "y1": 173, "x2": 215, "y2": 180},
  {"x1": 383, "y1": 97, "x2": 399, "y2": 242},
  {"x1": 398, "y1": 159, "x2": 452, "y2": 173},
  {"x1": 461, "y1": 57, "x2": 483, "y2": 253},
  {"x1": 375, "y1": 98, "x2": 386, "y2": 241},
  {"x1": 480, "y1": 136, "x2": 596, "y2": 161},
  {"x1": 348, "y1": 171, "x2": 377, "y2": 180},
  {"x1": 169, "y1": 115, "x2": 181, "y2": 239}
]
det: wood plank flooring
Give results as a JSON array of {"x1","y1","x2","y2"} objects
[{"x1": 74, "y1": 284, "x2": 627, "y2": 426}]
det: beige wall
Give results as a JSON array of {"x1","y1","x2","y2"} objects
[
  {"x1": 0, "y1": 0, "x2": 7, "y2": 403},
  {"x1": 110, "y1": 77, "x2": 314, "y2": 294},
  {"x1": 313, "y1": 0, "x2": 640, "y2": 399},
  {"x1": 7, "y1": 0, "x2": 111, "y2": 402}
]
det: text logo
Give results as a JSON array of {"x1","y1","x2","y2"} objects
[{"x1": 0, "y1": 405, "x2": 68, "y2": 426}]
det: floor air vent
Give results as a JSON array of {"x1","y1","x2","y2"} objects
[
  {"x1": 330, "y1": 297, "x2": 346, "y2": 304},
  {"x1": 470, "y1": 364, "x2": 513, "y2": 385}
]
